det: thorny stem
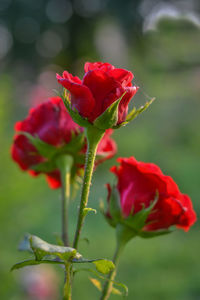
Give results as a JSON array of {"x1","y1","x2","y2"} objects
[{"x1": 73, "y1": 126, "x2": 104, "y2": 249}]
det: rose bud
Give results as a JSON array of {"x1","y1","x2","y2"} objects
[
  {"x1": 56, "y1": 62, "x2": 151, "y2": 130},
  {"x1": 11, "y1": 97, "x2": 117, "y2": 189},
  {"x1": 104, "y1": 157, "x2": 196, "y2": 241}
]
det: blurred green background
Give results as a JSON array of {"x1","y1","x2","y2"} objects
[{"x1": 0, "y1": 0, "x2": 200, "y2": 299}]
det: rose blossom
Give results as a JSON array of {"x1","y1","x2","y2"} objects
[
  {"x1": 11, "y1": 97, "x2": 117, "y2": 189},
  {"x1": 56, "y1": 61, "x2": 138, "y2": 125},
  {"x1": 107, "y1": 157, "x2": 196, "y2": 232}
]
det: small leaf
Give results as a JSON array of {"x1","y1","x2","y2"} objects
[
  {"x1": 94, "y1": 92, "x2": 126, "y2": 130},
  {"x1": 112, "y1": 287, "x2": 122, "y2": 295},
  {"x1": 74, "y1": 268, "x2": 128, "y2": 297},
  {"x1": 72, "y1": 257, "x2": 115, "y2": 274},
  {"x1": 83, "y1": 207, "x2": 97, "y2": 218},
  {"x1": 11, "y1": 259, "x2": 64, "y2": 271},
  {"x1": 89, "y1": 277, "x2": 102, "y2": 291},
  {"x1": 93, "y1": 259, "x2": 115, "y2": 275},
  {"x1": 30, "y1": 235, "x2": 81, "y2": 262}
]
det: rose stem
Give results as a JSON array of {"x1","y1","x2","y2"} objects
[
  {"x1": 57, "y1": 155, "x2": 73, "y2": 300},
  {"x1": 100, "y1": 225, "x2": 134, "y2": 300},
  {"x1": 73, "y1": 126, "x2": 104, "y2": 250},
  {"x1": 100, "y1": 243, "x2": 124, "y2": 300}
]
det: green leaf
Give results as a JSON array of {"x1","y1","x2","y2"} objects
[
  {"x1": 10, "y1": 259, "x2": 64, "y2": 271},
  {"x1": 89, "y1": 277, "x2": 123, "y2": 296},
  {"x1": 11, "y1": 259, "x2": 64, "y2": 271},
  {"x1": 111, "y1": 287, "x2": 122, "y2": 295},
  {"x1": 83, "y1": 207, "x2": 97, "y2": 218},
  {"x1": 139, "y1": 229, "x2": 173, "y2": 238},
  {"x1": 122, "y1": 191, "x2": 158, "y2": 232},
  {"x1": 19, "y1": 132, "x2": 57, "y2": 159},
  {"x1": 30, "y1": 235, "x2": 81, "y2": 262},
  {"x1": 74, "y1": 268, "x2": 128, "y2": 297},
  {"x1": 63, "y1": 93, "x2": 91, "y2": 128},
  {"x1": 72, "y1": 257, "x2": 115, "y2": 274},
  {"x1": 93, "y1": 259, "x2": 115, "y2": 275},
  {"x1": 93, "y1": 92, "x2": 126, "y2": 130}
]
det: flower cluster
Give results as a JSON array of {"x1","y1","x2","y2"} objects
[{"x1": 11, "y1": 61, "x2": 197, "y2": 300}]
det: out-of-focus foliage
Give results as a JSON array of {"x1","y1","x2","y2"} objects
[{"x1": 0, "y1": 0, "x2": 200, "y2": 299}]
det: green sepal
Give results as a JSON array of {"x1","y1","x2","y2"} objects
[
  {"x1": 109, "y1": 186, "x2": 122, "y2": 224},
  {"x1": 18, "y1": 132, "x2": 57, "y2": 159},
  {"x1": 139, "y1": 229, "x2": 173, "y2": 238},
  {"x1": 122, "y1": 191, "x2": 158, "y2": 232},
  {"x1": 93, "y1": 92, "x2": 126, "y2": 130},
  {"x1": 31, "y1": 161, "x2": 56, "y2": 173},
  {"x1": 11, "y1": 259, "x2": 64, "y2": 271},
  {"x1": 62, "y1": 91, "x2": 91, "y2": 128},
  {"x1": 60, "y1": 131, "x2": 85, "y2": 153},
  {"x1": 29, "y1": 235, "x2": 81, "y2": 262},
  {"x1": 114, "y1": 97, "x2": 155, "y2": 129},
  {"x1": 99, "y1": 199, "x2": 117, "y2": 228}
]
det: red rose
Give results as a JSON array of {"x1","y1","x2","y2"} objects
[
  {"x1": 11, "y1": 97, "x2": 117, "y2": 189},
  {"x1": 56, "y1": 61, "x2": 138, "y2": 125},
  {"x1": 107, "y1": 157, "x2": 196, "y2": 232}
]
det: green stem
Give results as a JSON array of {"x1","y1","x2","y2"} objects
[
  {"x1": 73, "y1": 126, "x2": 104, "y2": 249},
  {"x1": 57, "y1": 155, "x2": 73, "y2": 247},
  {"x1": 100, "y1": 243, "x2": 124, "y2": 300},
  {"x1": 56, "y1": 155, "x2": 73, "y2": 299},
  {"x1": 100, "y1": 224, "x2": 135, "y2": 300},
  {"x1": 61, "y1": 171, "x2": 70, "y2": 246},
  {"x1": 63, "y1": 263, "x2": 72, "y2": 300}
]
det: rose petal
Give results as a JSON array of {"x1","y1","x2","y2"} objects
[
  {"x1": 108, "y1": 69, "x2": 134, "y2": 87},
  {"x1": 118, "y1": 86, "x2": 139, "y2": 124},
  {"x1": 84, "y1": 62, "x2": 114, "y2": 73},
  {"x1": 57, "y1": 74, "x2": 95, "y2": 118},
  {"x1": 83, "y1": 70, "x2": 121, "y2": 121}
]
